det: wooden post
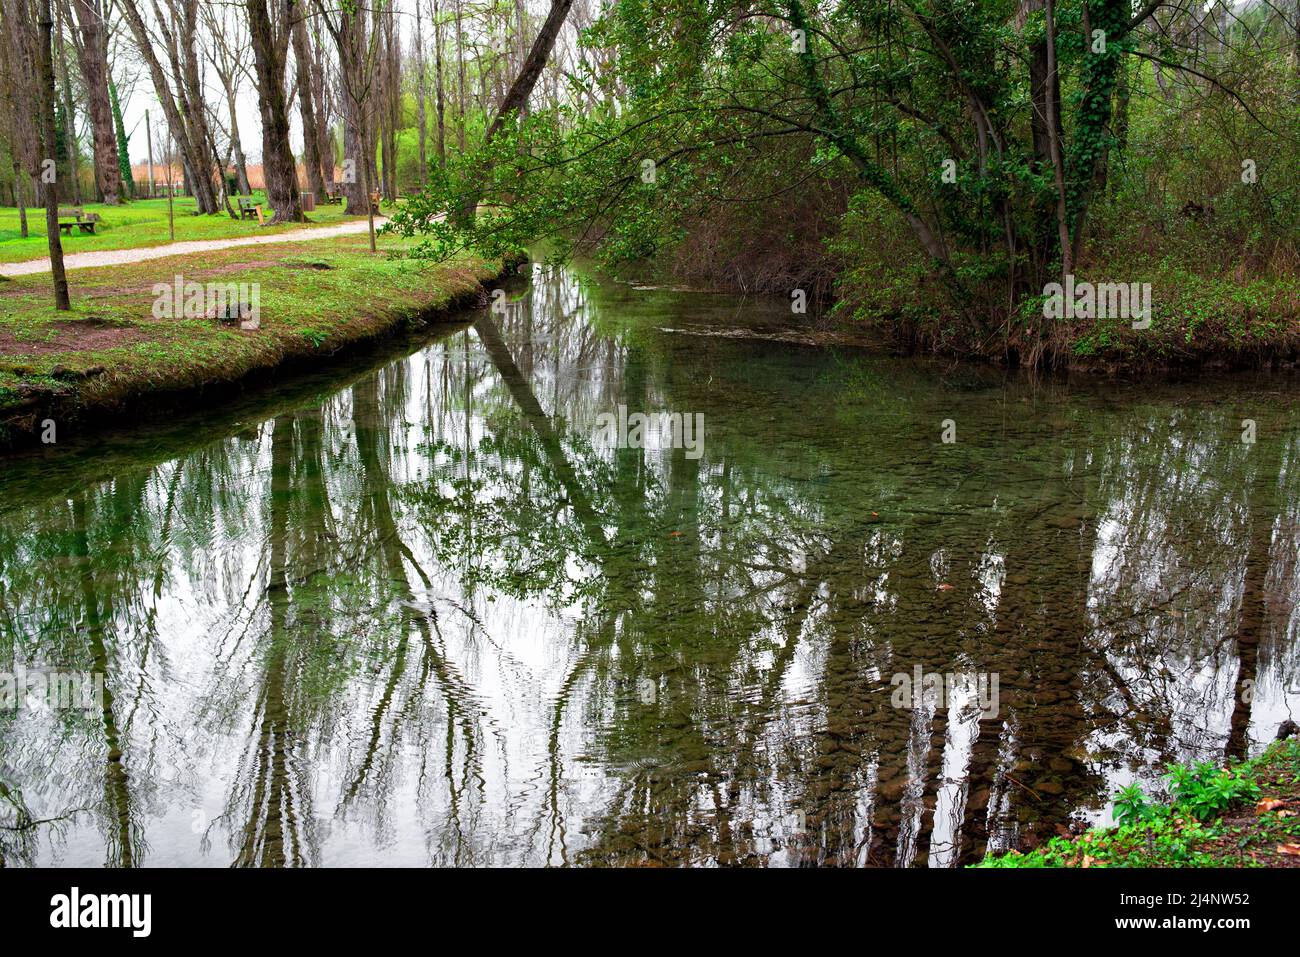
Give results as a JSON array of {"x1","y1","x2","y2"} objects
[
  {"x1": 166, "y1": 128, "x2": 175, "y2": 241},
  {"x1": 146, "y1": 110, "x2": 155, "y2": 198}
]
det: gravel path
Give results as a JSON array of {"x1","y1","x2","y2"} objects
[{"x1": 0, "y1": 217, "x2": 386, "y2": 277}]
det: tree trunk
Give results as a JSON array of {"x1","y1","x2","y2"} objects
[
  {"x1": 434, "y1": 0, "x2": 446, "y2": 166},
  {"x1": 415, "y1": 0, "x2": 427, "y2": 185},
  {"x1": 118, "y1": 0, "x2": 218, "y2": 212},
  {"x1": 38, "y1": 0, "x2": 70, "y2": 308},
  {"x1": 176, "y1": 1, "x2": 219, "y2": 209},
  {"x1": 383, "y1": 5, "x2": 399, "y2": 198},
  {"x1": 1043, "y1": 0, "x2": 1072, "y2": 277},
  {"x1": 55, "y1": 2, "x2": 81, "y2": 203},
  {"x1": 14, "y1": 166, "x2": 28, "y2": 237},
  {"x1": 71, "y1": 0, "x2": 122, "y2": 204},
  {"x1": 311, "y1": 31, "x2": 334, "y2": 185},
  {"x1": 292, "y1": 10, "x2": 326, "y2": 200},
  {"x1": 454, "y1": 0, "x2": 465, "y2": 152},
  {"x1": 227, "y1": 89, "x2": 252, "y2": 195},
  {"x1": 246, "y1": 0, "x2": 303, "y2": 223},
  {"x1": 455, "y1": 0, "x2": 574, "y2": 225},
  {"x1": 335, "y1": 3, "x2": 370, "y2": 216}
]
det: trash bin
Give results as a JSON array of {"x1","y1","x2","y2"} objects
[{"x1": 301, "y1": 191, "x2": 316, "y2": 212}]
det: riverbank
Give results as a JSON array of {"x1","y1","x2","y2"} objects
[
  {"x1": 834, "y1": 247, "x2": 1300, "y2": 371},
  {"x1": 977, "y1": 736, "x2": 1300, "y2": 868},
  {"x1": 609, "y1": 256, "x2": 1300, "y2": 374},
  {"x1": 0, "y1": 233, "x2": 509, "y2": 450}
]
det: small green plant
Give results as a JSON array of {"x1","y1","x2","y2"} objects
[
  {"x1": 978, "y1": 740, "x2": 1300, "y2": 868},
  {"x1": 1112, "y1": 782, "x2": 1157, "y2": 826},
  {"x1": 1164, "y1": 760, "x2": 1259, "y2": 821}
]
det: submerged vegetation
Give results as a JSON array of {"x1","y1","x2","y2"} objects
[{"x1": 980, "y1": 738, "x2": 1300, "y2": 867}]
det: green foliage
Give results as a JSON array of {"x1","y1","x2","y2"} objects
[
  {"x1": 981, "y1": 741, "x2": 1295, "y2": 868},
  {"x1": 109, "y1": 81, "x2": 134, "y2": 200},
  {"x1": 1164, "y1": 760, "x2": 1260, "y2": 821},
  {"x1": 1112, "y1": 781, "x2": 1155, "y2": 826},
  {"x1": 388, "y1": 0, "x2": 1298, "y2": 366},
  {"x1": 977, "y1": 813, "x2": 1225, "y2": 868}
]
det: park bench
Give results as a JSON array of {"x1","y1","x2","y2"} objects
[
  {"x1": 323, "y1": 186, "x2": 342, "y2": 204},
  {"x1": 57, "y1": 207, "x2": 96, "y2": 236},
  {"x1": 237, "y1": 196, "x2": 264, "y2": 223}
]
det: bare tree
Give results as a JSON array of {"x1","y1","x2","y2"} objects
[
  {"x1": 454, "y1": 0, "x2": 575, "y2": 225},
  {"x1": 310, "y1": 20, "x2": 335, "y2": 186},
  {"x1": 245, "y1": 0, "x2": 303, "y2": 222},
  {"x1": 291, "y1": 1, "x2": 326, "y2": 200},
  {"x1": 60, "y1": 0, "x2": 123, "y2": 203},
  {"x1": 313, "y1": 0, "x2": 384, "y2": 247},
  {"x1": 3, "y1": 0, "x2": 70, "y2": 305},
  {"x1": 117, "y1": 0, "x2": 219, "y2": 212},
  {"x1": 201, "y1": 2, "x2": 252, "y2": 195}
]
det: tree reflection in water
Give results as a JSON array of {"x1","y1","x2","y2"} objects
[{"x1": 1, "y1": 263, "x2": 1299, "y2": 867}]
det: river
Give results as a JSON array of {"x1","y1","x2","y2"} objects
[{"x1": 1, "y1": 261, "x2": 1297, "y2": 866}]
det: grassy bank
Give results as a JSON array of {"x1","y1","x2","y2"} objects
[
  {"x1": 978, "y1": 738, "x2": 1300, "y2": 868},
  {"x1": 0, "y1": 231, "x2": 503, "y2": 448},
  {"x1": 0, "y1": 195, "x2": 355, "y2": 264},
  {"x1": 822, "y1": 196, "x2": 1300, "y2": 371}
]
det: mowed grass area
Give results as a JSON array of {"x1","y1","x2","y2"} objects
[
  {"x1": 0, "y1": 194, "x2": 356, "y2": 264},
  {"x1": 0, "y1": 229, "x2": 499, "y2": 445}
]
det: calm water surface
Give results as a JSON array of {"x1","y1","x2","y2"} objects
[{"x1": 1, "y1": 263, "x2": 1298, "y2": 866}]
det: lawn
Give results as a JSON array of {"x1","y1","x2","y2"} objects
[
  {"x1": 0, "y1": 194, "x2": 356, "y2": 264},
  {"x1": 0, "y1": 227, "x2": 503, "y2": 446}
]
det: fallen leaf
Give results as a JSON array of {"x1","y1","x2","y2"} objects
[
  {"x1": 1082, "y1": 854, "x2": 1096, "y2": 868},
  {"x1": 1258, "y1": 798, "x2": 1285, "y2": 813},
  {"x1": 1276, "y1": 843, "x2": 1300, "y2": 857},
  {"x1": 936, "y1": 583, "x2": 955, "y2": 591}
]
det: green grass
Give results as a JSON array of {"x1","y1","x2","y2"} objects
[
  {"x1": 976, "y1": 739, "x2": 1300, "y2": 868},
  {"x1": 0, "y1": 227, "x2": 503, "y2": 446},
  {"x1": 0, "y1": 194, "x2": 356, "y2": 264}
]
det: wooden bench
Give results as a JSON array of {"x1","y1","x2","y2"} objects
[
  {"x1": 237, "y1": 196, "x2": 264, "y2": 223},
  {"x1": 57, "y1": 207, "x2": 96, "y2": 235},
  {"x1": 323, "y1": 187, "x2": 343, "y2": 205}
]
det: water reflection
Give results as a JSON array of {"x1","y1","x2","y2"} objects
[{"x1": 1, "y1": 263, "x2": 1299, "y2": 867}]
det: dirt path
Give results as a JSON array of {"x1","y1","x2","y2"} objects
[{"x1": 0, "y1": 217, "x2": 387, "y2": 277}]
